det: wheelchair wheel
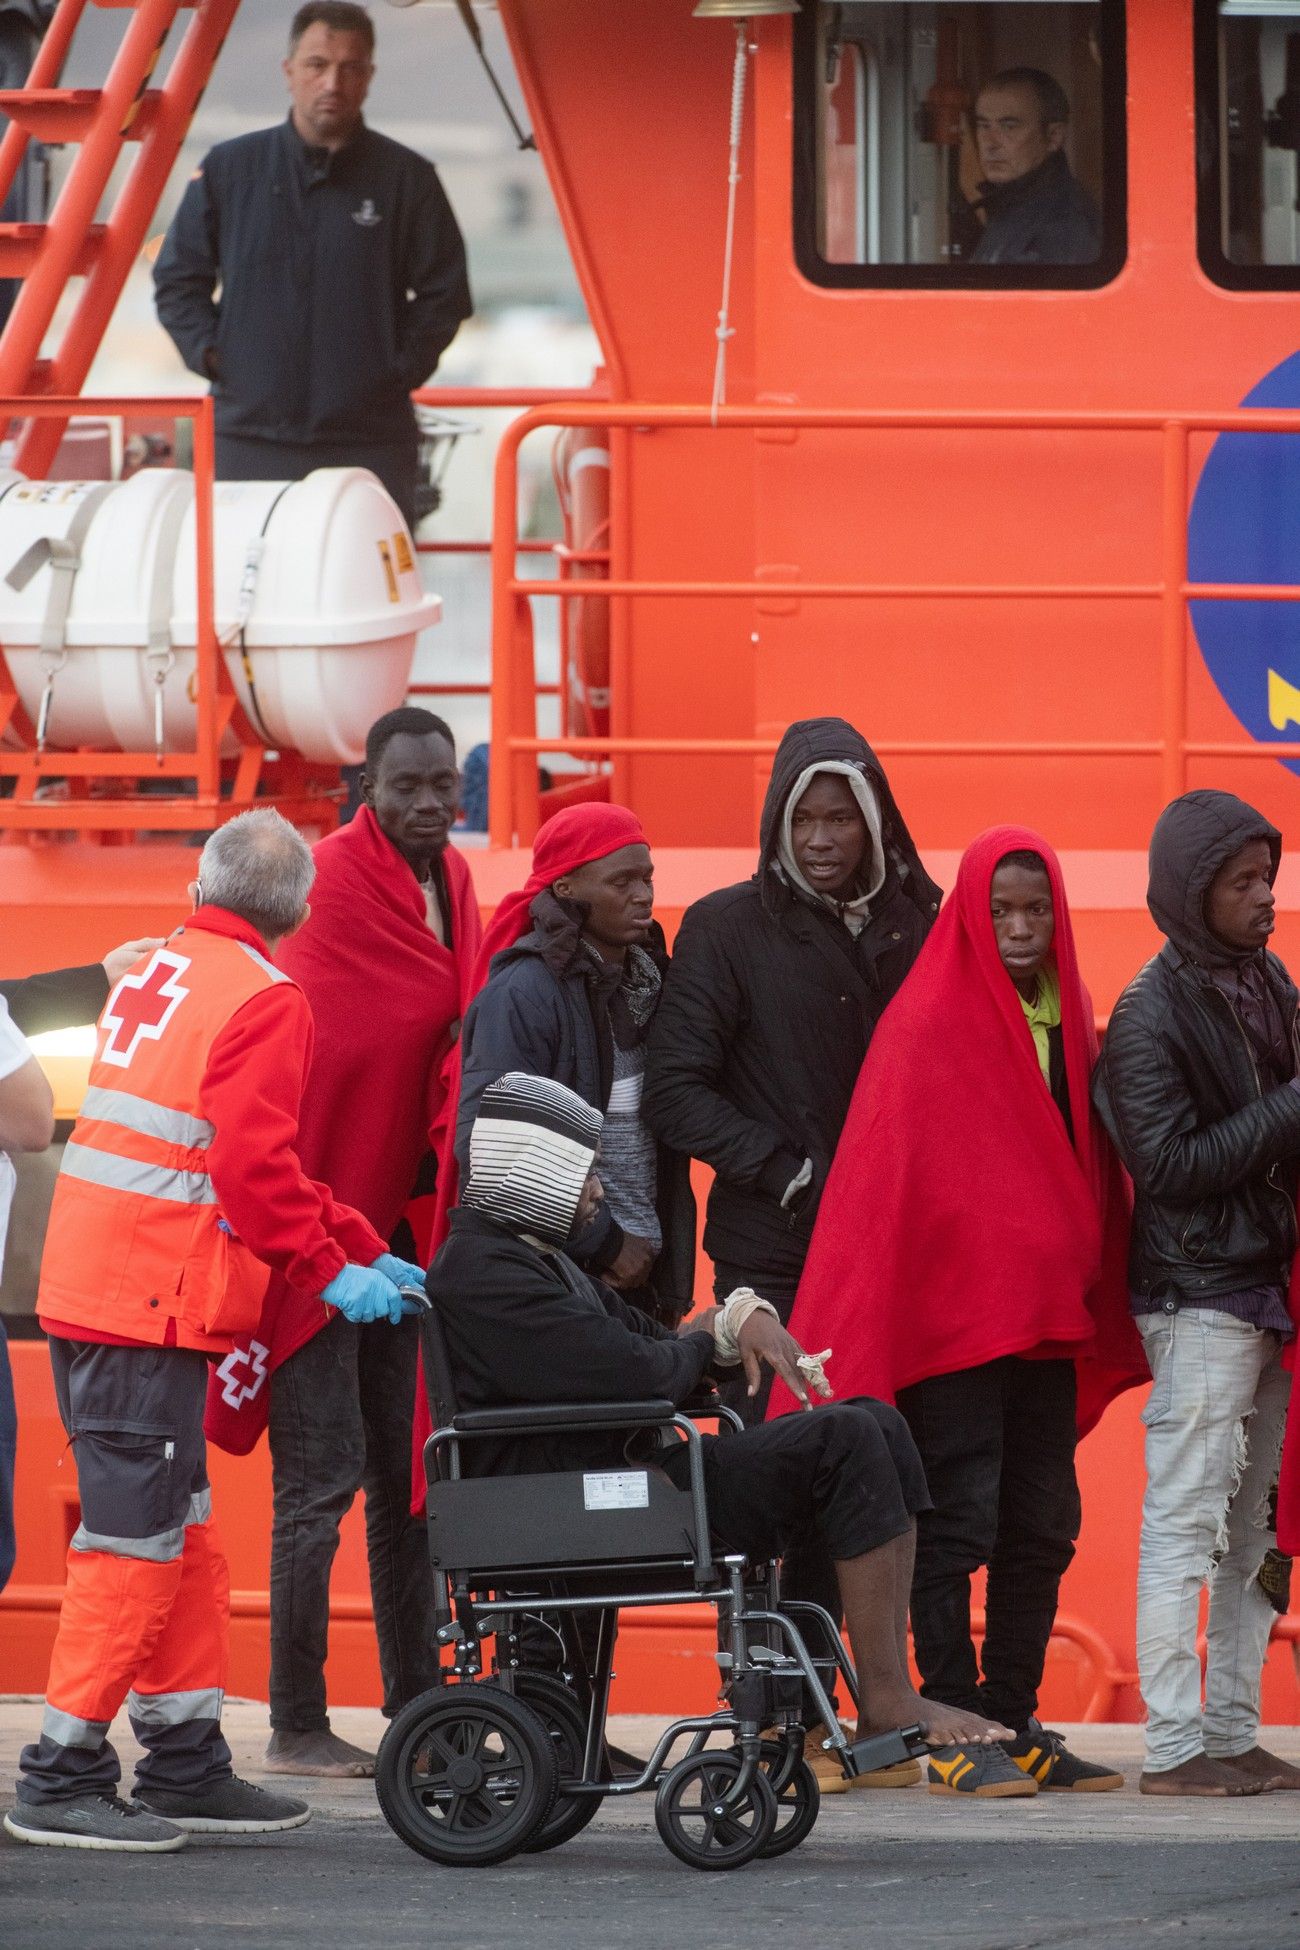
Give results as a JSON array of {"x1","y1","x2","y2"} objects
[
  {"x1": 375, "y1": 1684, "x2": 559, "y2": 1866},
  {"x1": 654, "y1": 1749, "x2": 779, "y2": 1870},
  {"x1": 497, "y1": 1672, "x2": 605, "y2": 1853},
  {"x1": 755, "y1": 1742, "x2": 820, "y2": 1859}
]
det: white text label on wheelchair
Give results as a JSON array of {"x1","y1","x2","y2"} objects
[{"x1": 582, "y1": 1471, "x2": 650, "y2": 1511}]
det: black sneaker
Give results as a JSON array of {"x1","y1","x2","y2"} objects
[
  {"x1": 927, "y1": 1741, "x2": 1037, "y2": 1798},
  {"x1": 132, "y1": 1776, "x2": 311, "y2": 1834},
  {"x1": 1007, "y1": 1719, "x2": 1124, "y2": 1793},
  {"x1": 4, "y1": 1793, "x2": 187, "y2": 1852}
]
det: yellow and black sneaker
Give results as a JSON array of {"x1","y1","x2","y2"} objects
[
  {"x1": 927, "y1": 1742, "x2": 1037, "y2": 1798},
  {"x1": 1007, "y1": 1719, "x2": 1124, "y2": 1793}
]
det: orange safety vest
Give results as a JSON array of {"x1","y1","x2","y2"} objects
[{"x1": 38, "y1": 924, "x2": 293, "y2": 1353}]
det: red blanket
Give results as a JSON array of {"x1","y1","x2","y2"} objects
[
  {"x1": 205, "y1": 809, "x2": 482, "y2": 1454},
  {"x1": 768, "y1": 825, "x2": 1145, "y2": 1437}
]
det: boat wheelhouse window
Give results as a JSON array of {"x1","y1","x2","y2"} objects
[
  {"x1": 794, "y1": 1, "x2": 1127, "y2": 289},
  {"x1": 1197, "y1": 0, "x2": 1300, "y2": 286}
]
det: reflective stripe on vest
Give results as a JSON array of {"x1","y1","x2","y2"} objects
[
  {"x1": 79, "y1": 1085, "x2": 215, "y2": 1151},
  {"x1": 60, "y1": 1140, "x2": 218, "y2": 1207}
]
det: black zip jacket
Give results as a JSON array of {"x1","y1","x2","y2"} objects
[
  {"x1": 643, "y1": 718, "x2": 941, "y2": 1284},
  {"x1": 154, "y1": 119, "x2": 471, "y2": 446},
  {"x1": 0, "y1": 964, "x2": 107, "y2": 1038},
  {"x1": 971, "y1": 150, "x2": 1101, "y2": 266},
  {"x1": 1092, "y1": 790, "x2": 1300, "y2": 1303},
  {"x1": 426, "y1": 1209, "x2": 714, "y2": 1479},
  {"x1": 455, "y1": 896, "x2": 696, "y2": 1317}
]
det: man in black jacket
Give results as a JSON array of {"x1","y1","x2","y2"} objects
[
  {"x1": 643, "y1": 716, "x2": 939, "y2": 1389},
  {"x1": 1093, "y1": 789, "x2": 1300, "y2": 1798},
  {"x1": 428, "y1": 1071, "x2": 1012, "y2": 1758},
  {"x1": 969, "y1": 69, "x2": 1100, "y2": 267},
  {"x1": 153, "y1": 1, "x2": 471, "y2": 525}
]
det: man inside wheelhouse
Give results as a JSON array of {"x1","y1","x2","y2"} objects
[{"x1": 969, "y1": 67, "x2": 1101, "y2": 264}]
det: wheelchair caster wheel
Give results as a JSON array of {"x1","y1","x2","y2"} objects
[
  {"x1": 755, "y1": 1742, "x2": 820, "y2": 1859},
  {"x1": 492, "y1": 1671, "x2": 604, "y2": 1853},
  {"x1": 376, "y1": 1683, "x2": 559, "y2": 1866},
  {"x1": 654, "y1": 1749, "x2": 779, "y2": 1870}
]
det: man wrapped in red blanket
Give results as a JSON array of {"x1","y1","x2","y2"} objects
[
  {"x1": 772, "y1": 827, "x2": 1144, "y2": 1799},
  {"x1": 205, "y1": 709, "x2": 481, "y2": 1777}
]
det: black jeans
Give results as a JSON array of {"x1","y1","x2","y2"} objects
[
  {"x1": 896, "y1": 1355, "x2": 1081, "y2": 1731},
  {"x1": 268, "y1": 1313, "x2": 436, "y2": 1732}
]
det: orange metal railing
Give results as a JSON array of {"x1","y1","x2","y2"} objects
[{"x1": 485, "y1": 402, "x2": 1300, "y2": 845}]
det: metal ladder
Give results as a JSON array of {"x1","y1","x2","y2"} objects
[{"x1": 0, "y1": 0, "x2": 238, "y2": 475}]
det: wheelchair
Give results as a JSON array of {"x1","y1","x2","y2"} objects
[{"x1": 374, "y1": 1300, "x2": 928, "y2": 1871}]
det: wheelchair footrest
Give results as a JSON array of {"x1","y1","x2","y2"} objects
[{"x1": 839, "y1": 1725, "x2": 927, "y2": 1779}]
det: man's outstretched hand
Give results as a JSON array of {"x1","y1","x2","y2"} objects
[{"x1": 735, "y1": 1311, "x2": 834, "y2": 1411}]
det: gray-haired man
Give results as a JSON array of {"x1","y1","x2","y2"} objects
[{"x1": 7, "y1": 810, "x2": 418, "y2": 1854}]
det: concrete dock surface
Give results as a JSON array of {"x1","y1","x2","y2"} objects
[{"x1": 1, "y1": 1700, "x2": 1298, "y2": 1948}]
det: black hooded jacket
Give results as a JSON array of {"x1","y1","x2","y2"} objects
[
  {"x1": 1092, "y1": 790, "x2": 1300, "y2": 1304},
  {"x1": 454, "y1": 893, "x2": 696, "y2": 1319},
  {"x1": 643, "y1": 719, "x2": 941, "y2": 1285}
]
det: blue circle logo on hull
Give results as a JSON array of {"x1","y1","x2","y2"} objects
[{"x1": 1189, "y1": 350, "x2": 1300, "y2": 774}]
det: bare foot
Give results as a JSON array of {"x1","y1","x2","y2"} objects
[
  {"x1": 1212, "y1": 1747, "x2": 1300, "y2": 1792},
  {"x1": 263, "y1": 1729, "x2": 376, "y2": 1778},
  {"x1": 860, "y1": 1690, "x2": 1013, "y2": 1748},
  {"x1": 1139, "y1": 1754, "x2": 1263, "y2": 1797}
]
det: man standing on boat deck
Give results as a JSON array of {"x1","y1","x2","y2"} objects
[
  {"x1": 7, "y1": 809, "x2": 412, "y2": 1854},
  {"x1": 153, "y1": 0, "x2": 471, "y2": 527},
  {"x1": 1094, "y1": 790, "x2": 1300, "y2": 1797},
  {"x1": 205, "y1": 709, "x2": 482, "y2": 1779}
]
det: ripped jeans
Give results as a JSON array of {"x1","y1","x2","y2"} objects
[{"x1": 1136, "y1": 1310, "x2": 1290, "y2": 1774}]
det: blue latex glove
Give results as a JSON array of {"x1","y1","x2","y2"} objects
[
  {"x1": 321, "y1": 1263, "x2": 404, "y2": 1326},
  {"x1": 371, "y1": 1252, "x2": 430, "y2": 1316}
]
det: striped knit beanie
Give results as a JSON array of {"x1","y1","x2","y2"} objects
[{"x1": 464, "y1": 1072, "x2": 603, "y2": 1246}]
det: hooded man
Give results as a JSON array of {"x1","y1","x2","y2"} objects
[
  {"x1": 426, "y1": 1072, "x2": 1013, "y2": 1763},
  {"x1": 643, "y1": 716, "x2": 940, "y2": 1393},
  {"x1": 774, "y1": 829, "x2": 1143, "y2": 1798},
  {"x1": 642, "y1": 717, "x2": 939, "y2": 1791},
  {"x1": 1093, "y1": 789, "x2": 1300, "y2": 1799}
]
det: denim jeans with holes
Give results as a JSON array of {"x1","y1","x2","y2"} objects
[{"x1": 1136, "y1": 1309, "x2": 1290, "y2": 1774}]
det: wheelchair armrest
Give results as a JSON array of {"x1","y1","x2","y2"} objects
[{"x1": 450, "y1": 1399, "x2": 678, "y2": 1434}]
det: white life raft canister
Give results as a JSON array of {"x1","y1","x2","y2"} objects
[{"x1": 0, "y1": 467, "x2": 439, "y2": 764}]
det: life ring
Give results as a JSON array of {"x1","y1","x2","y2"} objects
[{"x1": 553, "y1": 427, "x2": 610, "y2": 741}]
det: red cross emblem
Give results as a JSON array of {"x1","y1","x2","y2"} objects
[{"x1": 100, "y1": 949, "x2": 192, "y2": 1069}]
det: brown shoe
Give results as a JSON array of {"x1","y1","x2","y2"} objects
[
  {"x1": 797, "y1": 1722, "x2": 921, "y2": 1792},
  {"x1": 1139, "y1": 1754, "x2": 1264, "y2": 1797},
  {"x1": 1212, "y1": 1747, "x2": 1300, "y2": 1792}
]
